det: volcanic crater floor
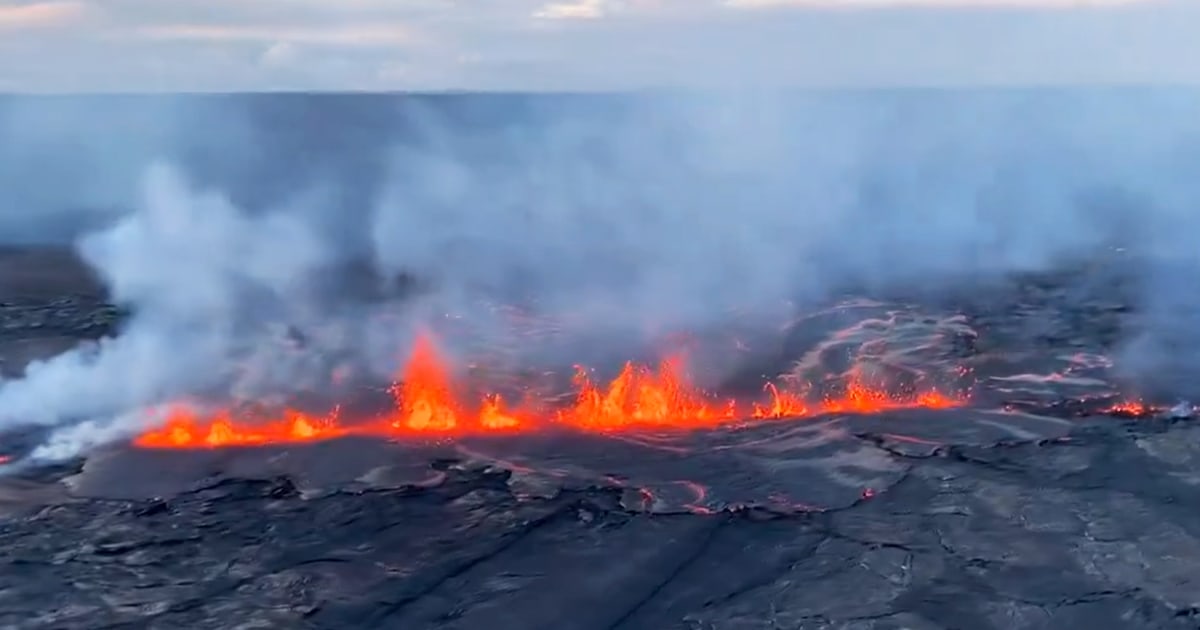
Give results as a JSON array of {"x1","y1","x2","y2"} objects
[{"x1": 2, "y1": 256, "x2": 1200, "y2": 630}]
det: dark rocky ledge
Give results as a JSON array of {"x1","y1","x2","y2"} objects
[
  {"x1": 0, "y1": 296, "x2": 123, "y2": 339},
  {"x1": 1, "y1": 250, "x2": 1199, "y2": 629},
  {"x1": 1, "y1": 413, "x2": 1199, "y2": 630},
  {"x1": 0, "y1": 246, "x2": 124, "y2": 377}
]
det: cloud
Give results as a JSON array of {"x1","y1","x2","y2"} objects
[
  {"x1": 534, "y1": 0, "x2": 607, "y2": 20},
  {"x1": 0, "y1": 1, "x2": 86, "y2": 30},
  {"x1": 0, "y1": 0, "x2": 1196, "y2": 90},
  {"x1": 7, "y1": 88, "x2": 1200, "y2": 461},
  {"x1": 138, "y1": 23, "x2": 418, "y2": 48},
  {"x1": 260, "y1": 41, "x2": 299, "y2": 67},
  {"x1": 726, "y1": 0, "x2": 1150, "y2": 7}
]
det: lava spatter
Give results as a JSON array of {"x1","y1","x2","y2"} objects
[
  {"x1": 387, "y1": 332, "x2": 465, "y2": 433},
  {"x1": 133, "y1": 406, "x2": 344, "y2": 449},
  {"x1": 557, "y1": 358, "x2": 738, "y2": 431},
  {"x1": 750, "y1": 383, "x2": 809, "y2": 419},
  {"x1": 1102, "y1": 399, "x2": 1163, "y2": 418},
  {"x1": 133, "y1": 331, "x2": 968, "y2": 450}
]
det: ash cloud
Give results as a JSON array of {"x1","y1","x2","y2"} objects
[{"x1": 0, "y1": 91, "x2": 1198, "y2": 457}]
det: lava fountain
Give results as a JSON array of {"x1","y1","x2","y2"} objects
[{"x1": 134, "y1": 331, "x2": 967, "y2": 449}]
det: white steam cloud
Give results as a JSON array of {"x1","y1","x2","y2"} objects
[
  {"x1": 0, "y1": 161, "x2": 335, "y2": 441},
  {"x1": 0, "y1": 91, "x2": 1198, "y2": 459}
]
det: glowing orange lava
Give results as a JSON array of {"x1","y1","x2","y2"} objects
[
  {"x1": 558, "y1": 358, "x2": 737, "y2": 430},
  {"x1": 1104, "y1": 399, "x2": 1155, "y2": 417},
  {"x1": 387, "y1": 332, "x2": 462, "y2": 433},
  {"x1": 134, "y1": 332, "x2": 968, "y2": 449},
  {"x1": 134, "y1": 406, "x2": 344, "y2": 448},
  {"x1": 751, "y1": 383, "x2": 810, "y2": 419}
]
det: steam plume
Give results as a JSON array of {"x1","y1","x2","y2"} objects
[{"x1": 0, "y1": 92, "x2": 1196, "y2": 458}]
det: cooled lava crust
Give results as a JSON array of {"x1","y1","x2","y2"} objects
[{"x1": 1, "y1": 248, "x2": 1199, "y2": 630}]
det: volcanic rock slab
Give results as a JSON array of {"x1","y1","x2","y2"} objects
[
  {"x1": 2, "y1": 252, "x2": 1199, "y2": 629},
  {"x1": 2, "y1": 415, "x2": 1200, "y2": 630},
  {"x1": 59, "y1": 408, "x2": 1072, "y2": 515},
  {"x1": 0, "y1": 246, "x2": 123, "y2": 378}
]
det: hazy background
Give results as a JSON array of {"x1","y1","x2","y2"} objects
[
  {"x1": 1, "y1": 0, "x2": 1200, "y2": 90},
  {"x1": 1, "y1": 0, "x2": 1199, "y2": 455}
]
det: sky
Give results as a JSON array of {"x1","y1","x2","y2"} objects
[{"x1": 0, "y1": 0, "x2": 1197, "y2": 91}]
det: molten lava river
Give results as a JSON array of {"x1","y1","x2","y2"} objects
[{"x1": 135, "y1": 332, "x2": 965, "y2": 450}]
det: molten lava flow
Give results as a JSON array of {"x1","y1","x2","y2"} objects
[
  {"x1": 479, "y1": 394, "x2": 523, "y2": 430},
  {"x1": 1103, "y1": 399, "x2": 1157, "y2": 417},
  {"x1": 821, "y1": 377, "x2": 961, "y2": 414},
  {"x1": 751, "y1": 383, "x2": 810, "y2": 419},
  {"x1": 381, "y1": 333, "x2": 533, "y2": 435},
  {"x1": 914, "y1": 390, "x2": 961, "y2": 409},
  {"x1": 133, "y1": 332, "x2": 968, "y2": 449},
  {"x1": 134, "y1": 406, "x2": 343, "y2": 448},
  {"x1": 557, "y1": 358, "x2": 737, "y2": 430},
  {"x1": 387, "y1": 333, "x2": 464, "y2": 433}
]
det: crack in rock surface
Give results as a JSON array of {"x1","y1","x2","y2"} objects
[
  {"x1": 1, "y1": 415, "x2": 1199, "y2": 630},
  {"x1": 1, "y1": 251, "x2": 1199, "y2": 628}
]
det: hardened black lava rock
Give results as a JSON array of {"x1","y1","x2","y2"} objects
[
  {"x1": 0, "y1": 297, "x2": 124, "y2": 339},
  {"x1": 2, "y1": 248, "x2": 1200, "y2": 630},
  {"x1": 2, "y1": 415, "x2": 1200, "y2": 630}
]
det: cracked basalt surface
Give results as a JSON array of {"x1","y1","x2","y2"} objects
[
  {"x1": 2, "y1": 259, "x2": 1200, "y2": 629},
  {"x1": 3, "y1": 416, "x2": 1200, "y2": 630},
  {"x1": 0, "y1": 246, "x2": 124, "y2": 378}
]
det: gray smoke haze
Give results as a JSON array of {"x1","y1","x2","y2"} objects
[
  {"x1": 0, "y1": 90, "x2": 1198, "y2": 459},
  {"x1": 0, "y1": 96, "x2": 261, "y2": 242}
]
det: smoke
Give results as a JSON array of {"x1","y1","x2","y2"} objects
[
  {"x1": 0, "y1": 90, "x2": 1198, "y2": 458},
  {"x1": 364, "y1": 91, "x2": 1193, "y2": 354},
  {"x1": 0, "y1": 162, "x2": 336, "y2": 425},
  {"x1": 0, "y1": 96, "x2": 267, "y2": 243}
]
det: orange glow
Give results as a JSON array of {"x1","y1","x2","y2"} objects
[
  {"x1": 557, "y1": 358, "x2": 737, "y2": 430},
  {"x1": 133, "y1": 331, "x2": 969, "y2": 450},
  {"x1": 1104, "y1": 399, "x2": 1155, "y2": 417},
  {"x1": 134, "y1": 406, "x2": 344, "y2": 449},
  {"x1": 479, "y1": 394, "x2": 523, "y2": 430},
  {"x1": 751, "y1": 383, "x2": 809, "y2": 419},
  {"x1": 386, "y1": 332, "x2": 463, "y2": 433}
]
